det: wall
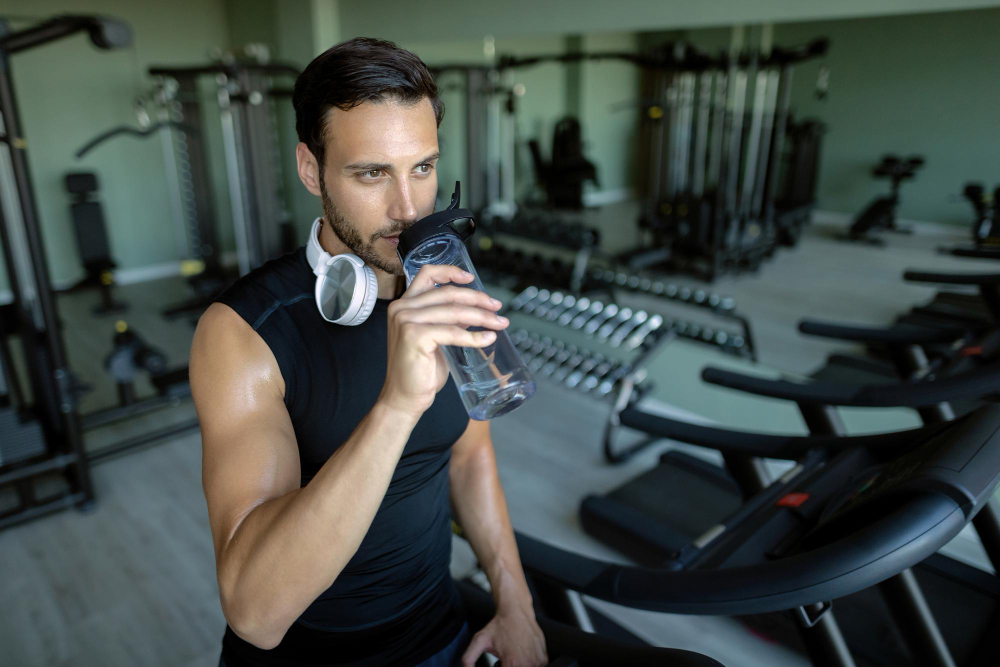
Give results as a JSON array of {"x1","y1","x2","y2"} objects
[
  {"x1": 674, "y1": 9, "x2": 1000, "y2": 223},
  {"x1": 775, "y1": 10, "x2": 1000, "y2": 223},
  {"x1": 338, "y1": 0, "x2": 1000, "y2": 43}
]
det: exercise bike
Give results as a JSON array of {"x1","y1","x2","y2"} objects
[
  {"x1": 847, "y1": 154, "x2": 924, "y2": 244},
  {"x1": 966, "y1": 182, "x2": 1000, "y2": 248}
]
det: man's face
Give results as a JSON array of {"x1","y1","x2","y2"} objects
[{"x1": 311, "y1": 98, "x2": 439, "y2": 276}]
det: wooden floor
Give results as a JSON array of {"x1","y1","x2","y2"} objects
[{"x1": 1, "y1": 215, "x2": 996, "y2": 666}]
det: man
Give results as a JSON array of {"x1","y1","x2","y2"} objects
[{"x1": 190, "y1": 38, "x2": 548, "y2": 667}]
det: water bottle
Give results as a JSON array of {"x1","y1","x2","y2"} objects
[{"x1": 397, "y1": 183, "x2": 535, "y2": 420}]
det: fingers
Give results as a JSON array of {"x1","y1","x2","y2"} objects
[
  {"x1": 395, "y1": 284, "x2": 502, "y2": 313},
  {"x1": 396, "y1": 304, "x2": 509, "y2": 331},
  {"x1": 402, "y1": 324, "x2": 498, "y2": 354},
  {"x1": 461, "y1": 629, "x2": 494, "y2": 667},
  {"x1": 403, "y1": 264, "x2": 476, "y2": 299}
]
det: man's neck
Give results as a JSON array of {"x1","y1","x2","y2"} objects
[{"x1": 318, "y1": 219, "x2": 402, "y2": 299}]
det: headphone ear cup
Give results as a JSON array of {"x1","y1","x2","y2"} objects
[{"x1": 342, "y1": 264, "x2": 378, "y2": 326}]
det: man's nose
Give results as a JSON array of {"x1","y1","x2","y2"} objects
[{"x1": 387, "y1": 176, "x2": 419, "y2": 223}]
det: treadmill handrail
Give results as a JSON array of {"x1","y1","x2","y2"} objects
[
  {"x1": 516, "y1": 493, "x2": 965, "y2": 616},
  {"x1": 798, "y1": 319, "x2": 970, "y2": 346},
  {"x1": 700, "y1": 363, "x2": 1000, "y2": 407},
  {"x1": 617, "y1": 406, "x2": 946, "y2": 459},
  {"x1": 904, "y1": 270, "x2": 1000, "y2": 286}
]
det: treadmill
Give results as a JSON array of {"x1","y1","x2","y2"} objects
[
  {"x1": 583, "y1": 351, "x2": 1000, "y2": 665},
  {"x1": 578, "y1": 403, "x2": 1000, "y2": 666}
]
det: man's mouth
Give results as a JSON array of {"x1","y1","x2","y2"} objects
[{"x1": 382, "y1": 235, "x2": 399, "y2": 247}]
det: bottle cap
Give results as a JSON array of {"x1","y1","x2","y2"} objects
[{"x1": 397, "y1": 182, "x2": 476, "y2": 261}]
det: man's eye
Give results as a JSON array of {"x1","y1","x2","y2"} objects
[
  {"x1": 360, "y1": 170, "x2": 382, "y2": 179},
  {"x1": 416, "y1": 164, "x2": 434, "y2": 174}
]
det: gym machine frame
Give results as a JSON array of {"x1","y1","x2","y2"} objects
[{"x1": 0, "y1": 15, "x2": 132, "y2": 529}]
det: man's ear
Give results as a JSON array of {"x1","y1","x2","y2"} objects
[{"x1": 296, "y1": 142, "x2": 322, "y2": 197}]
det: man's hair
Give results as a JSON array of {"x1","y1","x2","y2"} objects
[{"x1": 293, "y1": 37, "x2": 444, "y2": 166}]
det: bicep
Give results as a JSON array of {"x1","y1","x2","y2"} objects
[{"x1": 191, "y1": 303, "x2": 301, "y2": 561}]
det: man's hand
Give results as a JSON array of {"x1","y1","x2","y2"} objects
[
  {"x1": 461, "y1": 605, "x2": 547, "y2": 667},
  {"x1": 379, "y1": 264, "x2": 508, "y2": 418}
]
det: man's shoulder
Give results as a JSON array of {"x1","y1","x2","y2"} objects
[{"x1": 214, "y1": 248, "x2": 312, "y2": 331}]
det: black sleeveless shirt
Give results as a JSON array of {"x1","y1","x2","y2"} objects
[{"x1": 213, "y1": 246, "x2": 470, "y2": 666}]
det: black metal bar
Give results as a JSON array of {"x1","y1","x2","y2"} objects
[
  {"x1": 0, "y1": 24, "x2": 94, "y2": 507},
  {"x1": 721, "y1": 453, "x2": 769, "y2": 498},
  {"x1": 80, "y1": 393, "x2": 186, "y2": 431},
  {"x1": 798, "y1": 402, "x2": 846, "y2": 435},
  {"x1": 972, "y1": 500, "x2": 1000, "y2": 576},
  {"x1": 0, "y1": 453, "x2": 79, "y2": 487},
  {"x1": 86, "y1": 418, "x2": 200, "y2": 464},
  {"x1": 798, "y1": 607, "x2": 858, "y2": 667},
  {"x1": 877, "y1": 569, "x2": 956, "y2": 667}
]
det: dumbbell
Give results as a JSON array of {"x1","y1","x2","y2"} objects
[
  {"x1": 510, "y1": 286, "x2": 539, "y2": 311},
  {"x1": 552, "y1": 350, "x2": 592, "y2": 383},
  {"x1": 596, "y1": 362, "x2": 634, "y2": 397},
  {"x1": 557, "y1": 297, "x2": 590, "y2": 325},
  {"x1": 541, "y1": 345, "x2": 577, "y2": 377},
  {"x1": 583, "y1": 304, "x2": 619, "y2": 335},
  {"x1": 579, "y1": 358, "x2": 621, "y2": 393},
  {"x1": 607, "y1": 310, "x2": 648, "y2": 347},
  {"x1": 623, "y1": 314, "x2": 664, "y2": 350},
  {"x1": 534, "y1": 292, "x2": 565, "y2": 319},
  {"x1": 514, "y1": 331, "x2": 540, "y2": 354},
  {"x1": 595, "y1": 307, "x2": 633, "y2": 341},
  {"x1": 528, "y1": 340, "x2": 564, "y2": 372},
  {"x1": 566, "y1": 354, "x2": 605, "y2": 388},
  {"x1": 570, "y1": 301, "x2": 604, "y2": 330},
  {"x1": 522, "y1": 289, "x2": 552, "y2": 314},
  {"x1": 544, "y1": 295, "x2": 576, "y2": 321},
  {"x1": 510, "y1": 328, "x2": 531, "y2": 346}
]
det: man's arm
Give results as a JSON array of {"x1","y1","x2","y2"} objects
[
  {"x1": 193, "y1": 303, "x2": 422, "y2": 650},
  {"x1": 450, "y1": 420, "x2": 547, "y2": 666}
]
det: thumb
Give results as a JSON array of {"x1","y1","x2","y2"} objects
[{"x1": 461, "y1": 629, "x2": 494, "y2": 667}]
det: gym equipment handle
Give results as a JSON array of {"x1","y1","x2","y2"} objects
[
  {"x1": 617, "y1": 406, "x2": 943, "y2": 459},
  {"x1": 700, "y1": 364, "x2": 1000, "y2": 408},
  {"x1": 797, "y1": 319, "x2": 969, "y2": 345},
  {"x1": 904, "y1": 270, "x2": 1000, "y2": 286}
]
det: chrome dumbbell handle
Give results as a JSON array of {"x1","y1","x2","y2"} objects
[
  {"x1": 522, "y1": 289, "x2": 551, "y2": 314},
  {"x1": 545, "y1": 294, "x2": 577, "y2": 321},
  {"x1": 552, "y1": 351, "x2": 590, "y2": 382},
  {"x1": 528, "y1": 341, "x2": 564, "y2": 371},
  {"x1": 534, "y1": 292, "x2": 565, "y2": 319},
  {"x1": 624, "y1": 314, "x2": 664, "y2": 350},
  {"x1": 558, "y1": 297, "x2": 590, "y2": 325},
  {"x1": 541, "y1": 345, "x2": 577, "y2": 376},
  {"x1": 570, "y1": 301, "x2": 604, "y2": 330},
  {"x1": 580, "y1": 358, "x2": 620, "y2": 393},
  {"x1": 596, "y1": 363, "x2": 634, "y2": 397},
  {"x1": 608, "y1": 311, "x2": 648, "y2": 348},
  {"x1": 595, "y1": 307, "x2": 632, "y2": 341},
  {"x1": 509, "y1": 286, "x2": 538, "y2": 311},
  {"x1": 566, "y1": 354, "x2": 604, "y2": 388},
  {"x1": 583, "y1": 304, "x2": 619, "y2": 335}
]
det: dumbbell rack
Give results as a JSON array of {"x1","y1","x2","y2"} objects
[
  {"x1": 477, "y1": 214, "x2": 600, "y2": 292},
  {"x1": 584, "y1": 267, "x2": 756, "y2": 361},
  {"x1": 503, "y1": 281, "x2": 750, "y2": 406}
]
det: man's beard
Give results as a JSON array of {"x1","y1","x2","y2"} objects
[{"x1": 318, "y1": 177, "x2": 406, "y2": 276}]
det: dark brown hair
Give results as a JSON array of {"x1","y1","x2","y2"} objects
[{"x1": 293, "y1": 37, "x2": 444, "y2": 166}]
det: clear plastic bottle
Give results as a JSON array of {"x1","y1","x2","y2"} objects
[{"x1": 397, "y1": 184, "x2": 535, "y2": 420}]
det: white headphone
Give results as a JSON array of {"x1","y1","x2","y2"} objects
[{"x1": 305, "y1": 218, "x2": 379, "y2": 326}]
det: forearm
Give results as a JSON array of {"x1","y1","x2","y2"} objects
[
  {"x1": 221, "y1": 401, "x2": 419, "y2": 647},
  {"x1": 450, "y1": 444, "x2": 533, "y2": 614}
]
